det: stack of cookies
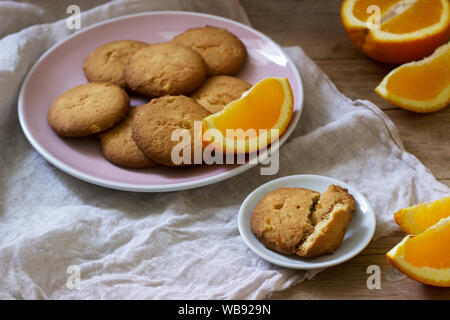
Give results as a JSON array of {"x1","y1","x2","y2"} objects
[{"x1": 47, "y1": 26, "x2": 251, "y2": 168}]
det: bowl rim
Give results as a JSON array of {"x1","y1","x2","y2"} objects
[{"x1": 238, "y1": 174, "x2": 377, "y2": 269}]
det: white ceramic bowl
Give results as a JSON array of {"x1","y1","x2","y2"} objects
[{"x1": 238, "y1": 175, "x2": 376, "y2": 269}]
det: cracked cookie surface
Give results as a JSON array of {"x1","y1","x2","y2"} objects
[
  {"x1": 47, "y1": 82, "x2": 129, "y2": 137},
  {"x1": 100, "y1": 106, "x2": 157, "y2": 169},
  {"x1": 131, "y1": 96, "x2": 210, "y2": 166},
  {"x1": 190, "y1": 75, "x2": 251, "y2": 114},
  {"x1": 251, "y1": 185, "x2": 356, "y2": 257},
  {"x1": 311, "y1": 184, "x2": 356, "y2": 225},
  {"x1": 172, "y1": 26, "x2": 247, "y2": 76},
  {"x1": 83, "y1": 40, "x2": 148, "y2": 87},
  {"x1": 123, "y1": 43, "x2": 207, "y2": 97}
]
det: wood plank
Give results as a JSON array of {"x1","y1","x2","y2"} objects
[
  {"x1": 439, "y1": 180, "x2": 450, "y2": 188},
  {"x1": 241, "y1": 0, "x2": 364, "y2": 60},
  {"x1": 270, "y1": 232, "x2": 450, "y2": 300},
  {"x1": 386, "y1": 108, "x2": 450, "y2": 180},
  {"x1": 315, "y1": 60, "x2": 394, "y2": 110}
]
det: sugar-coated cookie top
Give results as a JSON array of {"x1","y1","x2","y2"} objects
[
  {"x1": 131, "y1": 96, "x2": 210, "y2": 166},
  {"x1": 124, "y1": 43, "x2": 207, "y2": 97},
  {"x1": 83, "y1": 40, "x2": 148, "y2": 87},
  {"x1": 47, "y1": 82, "x2": 129, "y2": 137},
  {"x1": 100, "y1": 106, "x2": 157, "y2": 169},
  {"x1": 190, "y1": 75, "x2": 252, "y2": 114},
  {"x1": 172, "y1": 26, "x2": 247, "y2": 76}
]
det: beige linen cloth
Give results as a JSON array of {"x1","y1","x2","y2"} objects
[{"x1": 0, "y1": 0, "x2": 448, "y2": 300}]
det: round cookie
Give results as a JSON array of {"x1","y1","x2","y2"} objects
[
  {"x1": 250, "y1": 188, "x2": 320, "y2": 255},
  {"x1": 83, "y1": 40, "x2": 148, "y2": 87},
  {"x1": 172, "y1": 26, "x2": 247, "y2": 76},
  {"x1": 190, "y1": 75, "x2": 252, "y2": 114},
  {"x1": 123, "y1": 43, "x2": 207, "y2": 97},
  {"x1": 99, "y1": 106, "x2": 157, "y2": 169},
  {"x1": 48, "y1": 83, "x2": 129, "y2": 137},
  {"x1": 132, "y1": 96, "x2": 210, "y2": 166}
]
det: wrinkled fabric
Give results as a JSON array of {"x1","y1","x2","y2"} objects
[{"x1": 0, "y1": 0, "x2": 448, "y2": 300}]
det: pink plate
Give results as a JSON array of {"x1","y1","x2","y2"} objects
[{"x1": 18, "y1": 11, "x2": 303, "y2": 192}]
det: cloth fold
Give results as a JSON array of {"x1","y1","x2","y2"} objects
[{"x1": 0, "y1": 0, "x2": 448, "y2": 299}]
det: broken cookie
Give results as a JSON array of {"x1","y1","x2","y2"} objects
[{"x1": 250, "y1": 185, "x2": 356, "y2": 258}]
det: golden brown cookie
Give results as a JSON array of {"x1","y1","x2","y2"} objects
[
  {"x1": 190, "y1": 75, "x2": 251, "y2": 114},
  {"x1": 296, "y1": 203, "x2": 353, "y2": 257},
  {"x1": 99, "y1": 106, "x2": 157, "y2": 169},
  {"x1": 83, "y1": 40, "x2": 148, "y2": 87},
  {"x1": 172, "y1": 26, "x2": 247, "y2": 76},
  {"x1": 296, "y1": 185, "x2": 356, "y2": 258},
  {"x1": 123, "y1": 43, "x2": 207, "y2": 97},
  {"x1": 47, "y1": 83, "x2": 129, "y2": 137},
  {"x1": 132, "y1": 96, "x2": 210, "y2": 166},
  {"x1": 250, "y1": 188, "x2": 320, "y2": 255},
  {"x1": 311, "y1": 185, "x2": 356, "y2": 225}
]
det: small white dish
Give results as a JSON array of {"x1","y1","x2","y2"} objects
[{"x1": 238, "y1": 175, "x2": 376, "y2": 269}]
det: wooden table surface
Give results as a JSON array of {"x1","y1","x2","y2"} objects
[{"x1": 240, "y1": 0, "x2": 450, "y2": 300}]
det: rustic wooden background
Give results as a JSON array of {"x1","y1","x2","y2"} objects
[{"x1": 240, "y1": 0, "x2": 450, "y2": 299}]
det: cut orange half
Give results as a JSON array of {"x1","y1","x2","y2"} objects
[
  {"x1": 202, "y1": 77, "x2": 293, "y2": 154},
  {"x1": 375, "y1": 42, "x2": 450, "y2": 113},
  {"x1": 387, "y1": 216, "x2": 450, "y2": 287},
  {"x1": 341, "y1": 0, "x2": 450, "y2": 64},
  {"x1": 394, "y1": 196, "x2": 450, "y2": 234}
]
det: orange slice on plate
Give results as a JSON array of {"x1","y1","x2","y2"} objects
[
  {"x1": 341, "y1": 0, "x2": 450, "y2": 64},
  {"x1": 387, "y1": 216, "x2": 450, "y2": 287},
  {"x1": 394, "y1": 196, "x2": 450, "y2": 234},
  {"x1": 202, "y1": 77, "x2": 293, "y2": 154},
  {"x1": 375, "y1": 42, "x2": 450, "y2": 113}
]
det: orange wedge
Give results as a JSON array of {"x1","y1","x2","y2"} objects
[
  {"x1": 375, "y1": 42, "x2": 450, "y2": 113},
  {"x1": 341, "y1": 0, "x2": 450, "y2": 64},
  {"x1": 395, "y1": 196, "x2": 450, "y2": 234},
  {"x1": 202, "y1": 77, "x2": 293, "y2": 154},
  {"x1": 387, "y1": 216, "x2": 450, "y2": 287}
]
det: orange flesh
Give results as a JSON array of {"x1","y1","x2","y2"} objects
[
  {"x1": 404, "y1": 222, "x2": 450, "y2": 268},
  {"x1": 381, "y1": 0, "x2": 443, "y2": 34},
  {"x1": 385, "y1": 45, "x2": 450, "y2": 100},
  {"x1": 211, "y1": 78, "x2": 284, "y2": 132},
  {"x1": 352, "y1": 0, "x2": 401, "y2": 21},
  {"x1": 413, "y1": 198, "x2": 450, "y2": 231}
]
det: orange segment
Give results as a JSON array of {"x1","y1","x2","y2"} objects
[
  {"x1": 387, "y1": 216, "x2": 450, "y2": 287},
  {"x1": 403, "y1": 220, "x2": 450, "y2": 269},
  {"x1": 341, "y1": 0, "x2": 450, "y2": 64},
  {"x1": 352, "y1": 0, "x2": 400, "y2": 21},
  {"x1": 395, "y1": 196, "x2": 450, "y2": 234},
  {"x1": 375, "y1": 42, "x2": 450, "y2": 112},
  {"x1": 202, "y1": 77, "x2": 294, "y2": 154},
  {"x1": 380, "y1": 0, "x2": 443, "y2": 34}
]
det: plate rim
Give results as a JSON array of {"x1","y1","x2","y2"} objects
[
  {"x1": 18, "y1": 11, "x2": 304, "y2": 192},
  {"x1": 238, "y1": 174, "x2": 376, "y2": 269}
]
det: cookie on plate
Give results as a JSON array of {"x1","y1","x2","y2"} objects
[
  {"x1": 47, "y1": 82, "x2": 129, "y2": 137},
  {"x1": 190, "y1": 75, "x2": 251, "y2": 114},
  {"x1": 100, "y1": 106, "x2": 157, "y2": 169},
  {"x1": 123, "y1": 43, "x2": 207, "y2": 97},
  {"x1": 172, "y1": 26, "x2": 247, "y2": 76},
  {"x1": 296, "y1": 185, "x2": 356, "y2": 258},
  {"x1": 83, "y1": 40, "x2": 148, "y2": 87},
  {"x1": 250, "y1": 188, "x2": 320, "y2": 255},
  {"x1": 132, "y1": 95, "x2": 210, "y2": 166},
  {"x1": 310, "y1": 184, "x2": 356, "y2": 225}
]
